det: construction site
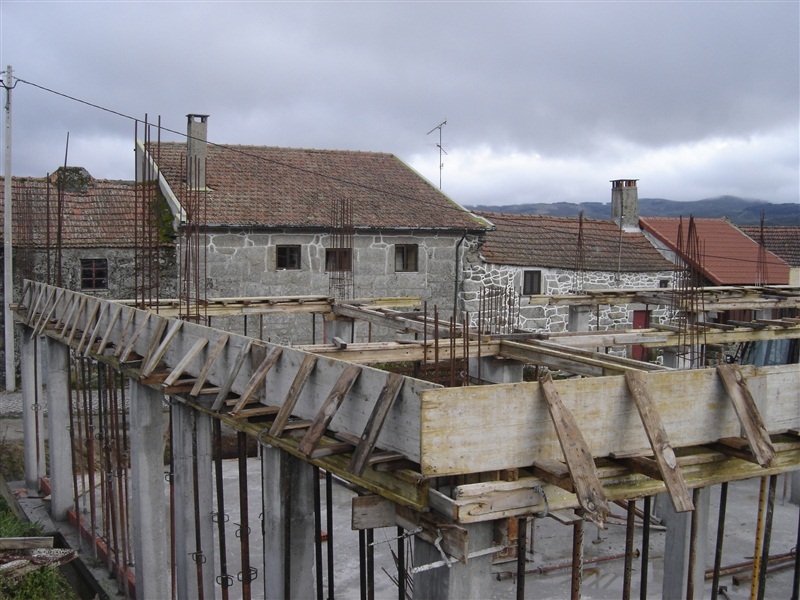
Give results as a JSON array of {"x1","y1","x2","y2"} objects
[{"x1": 2, "y1": 121, "x2": 799, "y2": 600}]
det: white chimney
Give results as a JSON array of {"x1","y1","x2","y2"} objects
[
  {"x1": 187, "y1": 114, "x2": 209, "y2": 190},
  {"x1": 611, "y1": 179, "x2": 639, "y2": 230}
]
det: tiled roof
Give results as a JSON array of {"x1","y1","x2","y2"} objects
[
  {"x1": 639, "y1": 217, "x2": 790, "y2": 285},
  {"x1": 739, "y1": 226, "x2": 800, "y2": 267},
  {"x1": 0, "y1": 175, "x2": 149, "y2": 248},
  {"x1": 151, "y1": 143, "x2": 490, "y2": 231},
  {"x1": 474, "y1": 211, "x2": 674, "y2": 272}
]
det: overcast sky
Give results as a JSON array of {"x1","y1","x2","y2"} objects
[{"x1": 1, "y1": 1, "x2": 798, "y2": 207}]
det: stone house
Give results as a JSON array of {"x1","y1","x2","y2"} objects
[
  {"x1": 0, "y1": 167, "x2": 176, "y2": 386},
  {"x1": 143, "y1": 115, "x2": 491, "y2": 345},
  {"x1": 463, "y1": 208, "x2": 676, "y2": 336},
  {"x1": 738, "y1": 225, "x2": 800, "y2": 285}
]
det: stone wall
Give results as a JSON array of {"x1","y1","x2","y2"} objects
[
  {"x1": 461, "y1": 254, "x2": 675, "y2": 334},
  {"x1": 199, "y1": 228, "x2": 475, "y2": 345}
]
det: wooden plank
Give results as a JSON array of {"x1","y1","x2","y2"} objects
[
  {"x1": 310, "y1": 441, "x2": 355, "y2": 459},
  {"x1": 119, "y1": 311, "x2": 151, "y2": 362},
  {"x1": 96, "y1": 305, "x2": 123, "y2": 354},
  {"x1": 349, "y1": 373, "x2": 405, "y2": 476},
  {"x1": 352, "y1": 495, "x2": 396, "y2": 530},
  {"x1": 190, "y1": 334, "x2": 229, "y2": 396},
  {"x1": 234, "y1": 405, "x2": 280, "y2": 418},
  {"x1": 539, "y1": 373, "x2": 608, "y2": 526},
  {"x1": 716, "y1": 364, "x2": 776, "y2": 468},
  {"x1": 83, "y1": 303, "x2": 108, "y2": 357},
  {"x1": 532, "y1": 460, "x2": 573, "y2": 492},
  {"x1": 229, "y1": 347, "x2": 283, "y2": 415},
  {"x1": 35, "y1": 287, "x2": 65, "y2": 336},
  {"x1": 0, "y1": 537, "x2": 54, "y2": 550},
  {"x1": 163, "y1": 337, "x2": 208, "y2": 387},
  {"x1": 76, "y1": 299, "x2": 101, "y2": 355},
  {"x1": 139, "y1": 317, "x2": 169, "y2": 373},
  {"x1": 113, "y1": 307, "x2": 136, "y2": 357},
  {"x1": 298, "y1": 364, "x2": 362, "y2": 456},
  {"x1": 624, "y1": 371, "x2": 694, "y2": 512},
  {"x1": 57, "y1": 294, "x2": 78, "y2": 334},
  {"x1": 210, "y1": 340, "x2": 253, "y2": 411},
  {"x1": 66, "y1": 297, "x2": 87, "y2": 345},
  {"x1": 31, "y1": 286, "x2": 55, "y2": 332},
  {"x1": 27, "y1": 284, "x2": 47, "y2": 326},
  {"x1": 269, "y1": 354, "x2": 317, "y2": 437},
  {"x1": 142, "y1": 320, "x2": 184, "y2": 377}
]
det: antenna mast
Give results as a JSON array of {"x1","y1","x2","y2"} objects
[{"x1": 426, "y1": 119, "x2": 447, "y2": 189}]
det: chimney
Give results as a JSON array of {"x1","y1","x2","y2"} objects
[
  {"x1": 187, "y1": 114, "x2": 209, "y2": 190},
  {"x1": 611, "y1": 179, "x2": 639, "y2": 230}
]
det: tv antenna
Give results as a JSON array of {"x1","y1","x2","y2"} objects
[{"x1": 426, "y1": 119, "x2": 447, "y2": 189}]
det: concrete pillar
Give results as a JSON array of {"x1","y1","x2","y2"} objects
[
  {"x1": 44, "y1": 336, "x2": 73, "y2": 521},
  {"x1": 790, "y1": 470, "x2": 800, "y2": 506},
  {"x1": 129, "y1": 380, "x2": 170, "y2": 600},
  {"x1": 261, "y1": 445, "x2": 315, "y2": 600},
  {"x1": 468, "y1": 356, "x2": 523, "y2": 384},
  {"x1": 172, "y1": 403, "x2": 216, "y2": 600},
  {"x1": 324, "y1": 315, "x2": 354, "y2": 345},
  {"x1": 413, "y1": 521, "x2": 494, "y2": 600},
  {"x1": 656, "y1": 488, "x2": 710, "y2": 599},
  {"x1": 568, "y1": 305, "x2": 592, "y2": 332},
  {"x1": 19, "y1": 325, "x2": 45, "y2": 494}
]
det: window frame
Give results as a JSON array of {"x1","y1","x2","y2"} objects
[
  {"x1": 394, "y1": 244, "x2": 419, "y2": 273},
  {"x1": 522, "y1": 270, "x2": 542, "y2": 295},
  {"x1": 81, "y1": 258, "x2": 109, "y2": 291},
  {"x1": 275, "y1": 245, "x2": 302, "y2": 270},
  {"x1": 325, "y1": 248, "x2": 353, "y2": 272}
]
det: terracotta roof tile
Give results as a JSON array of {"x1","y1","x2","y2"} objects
[
  {"x1": 639, "y1": 217, "x2": 790, "y2": 285},
  {"x1": 151, "y1": 143, "x2": 490, "y2": 231},
  {"x1": 739, "y1": 226, "x2": 800, "y2": 267},
  {"x1": 1, "y1": 176, "x2": 152, "y2": 248},
  {"x1": 474, "y1": 211, "x2": 674, "y2": 272}
]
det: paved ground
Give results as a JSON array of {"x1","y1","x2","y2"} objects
[{"x1": 2, "y1": 388, "x2": 799, "y2": 599}]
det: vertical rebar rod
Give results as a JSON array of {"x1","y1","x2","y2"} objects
[
  {"x1": 791, "y1": 501, "x2": 799, "y2": 600},
  {"x1": 313, "y1": 466, "x2": 324, "y2": 600},
  {"x1": 711, "y1": 483, "x2": 729, "y2": 600},
  {"x1": 213, "y1": 420, "x2": 230, "y2": 600},
  {"x1": 687, "y1": 488, "x2": 702, "y2": 600},
  {"x1": 640, "y1": 496, "x2": 651, "y2": 600},
  {"x1": 326, "y1": 470, "x2": 334, "y2": 600},
  {"x1": 756, "y1": 475, "x2": 778, "y2": 600},
  {"x1": 571, "y1": 512, "x2": 584, "y2": 600},
  {"x1": 67, "y1": 356, "x2": 82, "y2": 551},
  {"x1": 397, "y1": 525, "x2": 406, "y2": 600},
  {"x1": 751, "y1": 477, "x2": 768, "y2": 600},
  {"x1": 110, "y1": 371, "x2": 130, "y2": 597},
  {"x1": 366, "y1": 528, "x2": 375, "y2": 600},
  {"x1": 168, "y1": 406, "x2": 176, "y2": 600},
  {"x1": 82, "y1": 359, "x2": 97, "y2": 557},
  {"x1": 237, "y1": 431, "x2": 252, "y2": 600},
  {"x1": 359, "y1": 530, "x2": 367, "y2": 600},
  {"x1": 623, "y1": 499, "x2": 636, "y2": 600},
  {"x1": 516, "y1": 516, "x2": 527, "y2": 600},
  {"x1": 191, "y1": 415, "x2": 205, "y2": 600}
]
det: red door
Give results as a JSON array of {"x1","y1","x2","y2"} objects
[{"x1": 631, "y1": 310, "x2": 651, "y2": 361}]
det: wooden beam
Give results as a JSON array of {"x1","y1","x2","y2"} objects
[
  {"x1": 298, "y1": 364, "x2": 362, "y2": 456},
  {"x1": 716, "y1": 364, "x2": 776, "y2": 468},
  {"x1": 190, "y1": 334, "x2": 229, "y2": 396},
  {"x1": 142, "y1": 320, "x2": 183, "y2": 377},
  {"x1": 119, "y1": 311, "x2": 151, "y2": 362},
  {"x1": 96, "y1": 305, "x2": 123, "y2": 355},
  {"x1": 210, "y1": 340, "x2": 253, "y2": 411},
  {"x1": 269, "y1": 354, "x2": 318, "y2": 437},
  {"x1": 163, "y1": 337, "x2": 208, "y2": 387},
  {"x1": 624, "y1": 371, "x2": 694, "y2": 512},
  {"x1": 540, "y1": 373, "x2": 608, "y2": 527},
  {"x1": 229, "y1": 347, "x2": 283, "y2": 415},
  {"x1": 349, "y1": 373, "x2": 405, "y2": 476}
]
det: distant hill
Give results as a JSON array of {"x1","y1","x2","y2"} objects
[{"x1": 466, "y1": 196, "x2": 800, "y2": 226}]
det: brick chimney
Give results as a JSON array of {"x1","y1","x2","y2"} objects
[
  {"x1": 611, "y1": 179, "x2": 639, "y2": 230},
  {"x1": 186, "y1": 114, "x2": 209, "y2": 190}
]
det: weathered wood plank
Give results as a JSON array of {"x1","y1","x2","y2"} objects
[
  {"x1": 269, "y1": 354, "x2": 318, "y2": 437},
  {"x1": 119, "y1": 311, "x2": 151, "y2": 362},
  {"x1": 229, "y1": 347, "x2": 283, "y2": 415},
  {"x1": 0, "y1": 537, "x2": 54, "y2": 550},
  {"x1": 349, "y1": 373, "x2": 405, "y2": 476},
  {"x1": 163, "y1": 337, "x2": 208, "y2": 387},
  {"x1": 66, "y1": 297, "x2": 87, "y2": 345},
  {"x1": 84, "y1": 303, "x2": 108, "y2": 357},
  {"x1": 352, "y1": 495, "x2": 396, "y2": 530},
  {"x1": 235, "y1": 405, "x2": 280, "y2": 419},
  {"x1": 190, "y1": 334, "x2": 229, "y2": 396},
  {"x1": 142, "y1": 320, "x2": 184, "y2": 377},
  {"x1": 298, "y1": 364, "x2": 362, "y2": 456},
  {"x1": 76, "y1": 299, "x2": 101, "y2": 355},
  {"x1": 624, "y1": 371, "x2": 694, "y2": 512},
  {"x1": 210, "y1": 339, "x2": 252, "y2": 411},
  {"x1": 35, "y1": 287, "x2": 65, "y2": 336},
  {"x1": 716, "y1": 364, "x2": 776, "y2": 468},
  {"x1": 139, "y1": 317, "x2": 169, "y2": 373},
  {"x1": 96, "y1": 305, "x2": 123, "y2": 355},
  {"x1": 540, "y1": 373, "x2": 608, "y2": 526}
]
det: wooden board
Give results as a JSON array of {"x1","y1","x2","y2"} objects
[{"x1": 420, "y1": 365, "x2": 800, "y2": 476}]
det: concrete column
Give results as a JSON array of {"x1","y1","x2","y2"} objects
[
  {"x1": 468, "y1": 356, "x2": 523, "y2": 384},
  {"x1": 129, "y1": 380, "x2": 169, "y2": 600},
  {"x1": 262, "y1": 445, "x2": 315, "y2": 600},
  {"x1": 790, "y1": 470, "x2": 800, "y2": 506},
  {"x1": 413, "y1": 521, "x2": 493, "y2": 600},
  {"x1": 172, "y1": 403, "x2": 216, "y2": 600},
  {"x1": 44, "y1": 336, "x2": 72, "y2": 521},
  {"x1": 19, "y1": 325, "x2": 45, "y2": 493},
  {"x1": 324, "y1": 314, "x2": 354, "y2": 345},
  {"x1": 657, "y1": 488, "x2": 710, "y2": 599}
]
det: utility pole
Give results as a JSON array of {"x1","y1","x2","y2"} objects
[{"x1": 3, "y1": 65, "x2": 14, "y2": 391}]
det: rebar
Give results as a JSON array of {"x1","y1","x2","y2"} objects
[
  {"x1": 623, "y1": 499, "x2": 636, "y2": 600},
  {"x1": 711, "y1": 482, "x2": 729, "y2": 600}
]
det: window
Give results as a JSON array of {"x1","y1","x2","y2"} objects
[
  {"x1": 325, "y1": 248, "x2": 352, "y2": 272},
  {"x1": 522, "y1": 270, "x2": 542, "y2": 295},
  {"x1": 395, "y1": 244, "x2": 418, "y2": 272},
  {"x1": 81, "y1": 258, "x2": 108, "y2": 290},
  {"x1": 659, "y1": 279, "x2": 670, "y2": 289},
  {"x1": 276, "y1": 245, "x2": 301, "y2": 270}
]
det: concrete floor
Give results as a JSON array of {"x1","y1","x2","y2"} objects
[{"x1": 2, "y1": 389, "x2": 799, "y2": 599}]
